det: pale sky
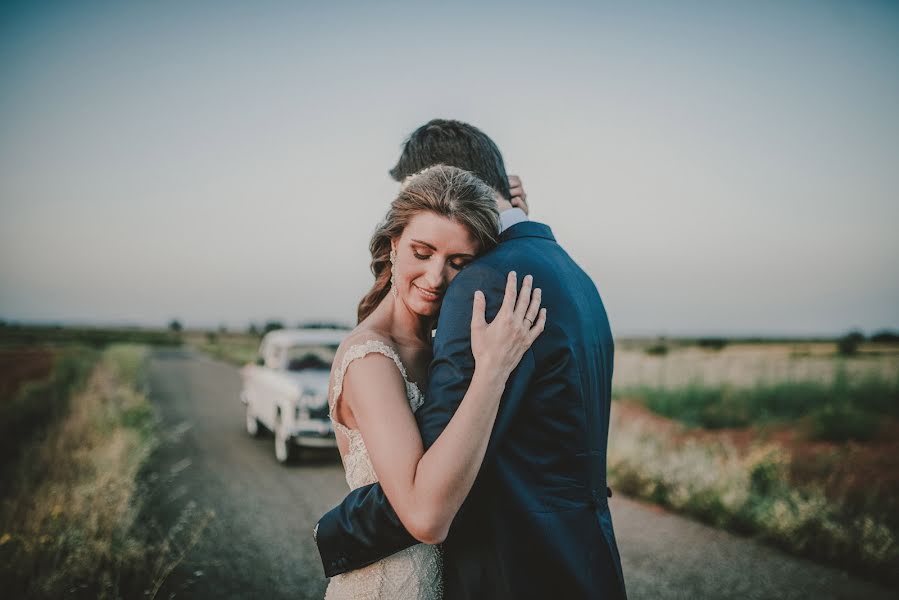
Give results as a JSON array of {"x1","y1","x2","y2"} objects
[{"x1": 1, "y1": 1, "x2": 898, "y2": 336}]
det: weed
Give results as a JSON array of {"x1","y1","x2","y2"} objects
[{"x1": 0, "y1": 345, "x2": 160, "y2": 599}]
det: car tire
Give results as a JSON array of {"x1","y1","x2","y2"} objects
[
  {"x1": 245, "y1": 404, "x2": 262, "y2": 437},
  {"x1": 274, "y1": 417, "x2": 299, "y2": 464}
]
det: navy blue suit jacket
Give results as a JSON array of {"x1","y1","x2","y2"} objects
[{"x1": 316, "y1": 222, "x2": 626, "y2": 599}]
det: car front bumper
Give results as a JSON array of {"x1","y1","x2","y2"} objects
[{"x1": 289, "y1": 419, "x2": 337, "y2": 448}]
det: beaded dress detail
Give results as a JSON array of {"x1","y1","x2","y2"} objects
[{"x1": 325, "y1": 339, "x2": 443, "y2": 600}]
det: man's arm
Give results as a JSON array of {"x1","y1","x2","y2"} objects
[{"x1": 315, "y1": 262, "x2": 533, "y2": 576}]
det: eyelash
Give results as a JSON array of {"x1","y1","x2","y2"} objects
[{"x1": 413, "y1": 251, "x2": 468, "y2": 271}]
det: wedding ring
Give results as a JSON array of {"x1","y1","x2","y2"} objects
[{"x1": 524, "y1": 317, "x2": 533, "y2": 326}]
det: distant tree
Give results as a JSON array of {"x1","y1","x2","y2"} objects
[
  {"x1": 248, "y1": 323, "x2": 260, "y2": 336},
  {"x1": 168, "y1": 319, "x2": 183, "y2": 333},
  {"x1": 645, "y1": 337, "x2": 669, "y2": 356},
  {"x1": 870, "y1": 330, "x2": 899, "y2": 344},
  {"x1": 297, "y1": 320, "x2": 352, "y2": 330},
  {"x1": 206, "y1": 331, "x2": 218, "y2": 344},
  {"x1": 263, "y1": 320, "x2": 284, "y2": 334},
  {"x1": 697, "y1": 337, "x2": 728, "y2": 351},
  {"x1": 837, "y1": 330, "x2": 865, "y2": 356},
  {"x1": 218, "y1": 323, "x2": 228, "y2": 334}
]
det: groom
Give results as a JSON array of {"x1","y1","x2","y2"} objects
[{"x1": 315, "y1": 119, "x2": 627, "y2": 599}]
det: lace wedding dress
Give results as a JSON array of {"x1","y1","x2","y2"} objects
[{"x1": 324, "y1": 339, "x2": 443, "y2": 600}]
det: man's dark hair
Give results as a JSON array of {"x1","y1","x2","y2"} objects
[{"x1": 389, "y1": 119, "x2": 512, "y2": 200}]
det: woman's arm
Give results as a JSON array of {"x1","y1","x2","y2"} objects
[{"x1": 342, "y1": 272, "x2": 545, "y2": 544}]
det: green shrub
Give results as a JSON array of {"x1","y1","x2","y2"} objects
[
  {"x1": 697, "y1": 338, "x2": 728, "y2": 351},
  {"x1": 644, "y1": 344, "x2": 668, "y2": 356},
  {"x1": 748, "y1": 448, "x2": 789, "y2": 496},
  {"x1": 617, "y1": 367, "x2": 899, "y2": 440},
  {"x1": 837, "y1": 331, "x2": 864, "y2": 356},
  {"x1": 870, "y1": 330, "x2": 899, "y2": 344},
  {"x1": 808, "y1": 403, "x2": 878, "y2": 442}
]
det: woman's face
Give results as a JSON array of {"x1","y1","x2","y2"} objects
[{"x1": 392, "y1": 212, "x2": 479, "y2": 319}]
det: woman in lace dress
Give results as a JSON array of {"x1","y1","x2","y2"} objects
[{"x1": 324, "y1": 166, "x2": 545, "y2": 600}]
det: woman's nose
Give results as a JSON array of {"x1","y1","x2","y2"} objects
[{"x1": 424, "y1": 261, "x2": 447, "y2": 289}]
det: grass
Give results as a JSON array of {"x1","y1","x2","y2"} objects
[
  {"x1": 0, "y1": 323, "x2": 182, "y2": 348},
  {"x1": 610, "y1": 343, "x2": 899, "y2": 584},
  {"x1": 0, "y1": 346, "x2": 98, "y2": 475},
  {"x1": 615, "y1": 367, "x2": 899, "y2": 441},
  {"x1": 608, "y1": 403, "x2": 899, "y2": 585},
  {"x1": 0, "y1": 345, "x2": 160, "y2": 599},
  {"x1": 186, "y1": 331, "x2": 261, "y2": 366}
]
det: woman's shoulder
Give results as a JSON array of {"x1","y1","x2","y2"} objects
[
  {"x1": 330, "y1": 326, "x2": 404, "y2": 399},
  {"x1": 338, "y1": 326, "x2": 397, "y2": 357},
  {"x1": 333, "y1": 326, "x2": 405, "y2": 376}
]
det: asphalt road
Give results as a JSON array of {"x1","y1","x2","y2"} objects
[{"x1": 140, "y1": 350, "x2": 894, "y2": 599}]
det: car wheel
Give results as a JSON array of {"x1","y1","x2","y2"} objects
[
  {"x1": 274, "y1": 418, "x2": 299, "y2": 464},
  {"x1": 245, "y1": 404, "x2": 262, "y2": 437}
]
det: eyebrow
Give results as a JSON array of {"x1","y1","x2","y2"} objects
[{"x1": 410, "y1": 239, "x2": 474, "y2": 258}]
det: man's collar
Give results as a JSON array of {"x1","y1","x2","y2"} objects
[
  {"x1": 499, "y1": 220, "x2": 555, "y2": 243},
  {"x1": 499, "y1": 207, "x2": 528, "y2": 233}
]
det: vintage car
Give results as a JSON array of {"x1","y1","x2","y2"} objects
[{"x1": 240, "y1": 328, "x2": 348, "y2": 463}]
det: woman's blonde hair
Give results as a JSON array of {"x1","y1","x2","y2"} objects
[{"x1": 357, "y1": 165, "x2": 499, "y2": 323}]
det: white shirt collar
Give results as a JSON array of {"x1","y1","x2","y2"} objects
[{"x1": 499, "y1": 207, "x2": 528, "y2": 233}]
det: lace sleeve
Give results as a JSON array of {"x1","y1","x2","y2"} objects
[{"x1": 329, "y1": 339, "x2": 424, "y2": 435}]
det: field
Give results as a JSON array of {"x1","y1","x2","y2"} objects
[
  {"x1": 611, "y1": 339, "x2": 899, "y2": 584},
  {"x1": 3, "y1": 327, "x2": 895, "y2": 588},
  {"x1": 184, "y1": 330, "x2": 261, "y2": 366},
  {"x1": 0, "y1": 337, "x2": 167, "y2": 599}
]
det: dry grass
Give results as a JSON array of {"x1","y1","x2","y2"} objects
[
  {"x1": 608, "y1": 401, "x2": 899, "y2": 584},
  {"x1": 613, "y1": 341, "x2": 899, "y2": 389},
  {"x1": 184, "y1": 331, "x2": 261, "y2": 366},
  {"x1": 609, "y1": 341, "x2": 899, "y2": 583},
  {"x1": 0, "y1": 345, "x2": 158, "y2": 599}
]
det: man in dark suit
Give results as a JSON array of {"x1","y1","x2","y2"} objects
[{"x1": 315, "y1": 119, "x2": 627, "y2": 599}]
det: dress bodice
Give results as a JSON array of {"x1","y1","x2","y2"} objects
[
  {"x1": 325, "y1": 339, "x2": 442, "y2": 600},
  {"x1": 329, "y1": 339, "x2": 425, "y2": 490}
]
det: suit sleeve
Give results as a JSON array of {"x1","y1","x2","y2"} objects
[{"x1": 315, "y1": 263, "x2": 533, "y2": 577}]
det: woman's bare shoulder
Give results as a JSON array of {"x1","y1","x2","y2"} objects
[
  {"x1": 337, "y1": 325, "x2": 396, "y2": 356},
  {"x1": 334, "y1": 326, "x2": 407, "y2": 407},
  {"x1": 331, "y1": 326, "x2": 403, "y2": 381}
]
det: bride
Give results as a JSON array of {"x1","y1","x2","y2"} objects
[{"x1": 324, "y1": 165, "x2": 545, "y2": 599}]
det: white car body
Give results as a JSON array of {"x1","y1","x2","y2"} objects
[{"x1": 240, "y1": 328, "x2": 348, "y2": 463}]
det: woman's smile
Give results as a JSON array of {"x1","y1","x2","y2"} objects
[{"x1": 412, "y1": 282, "x2": 443, "y2": 302}]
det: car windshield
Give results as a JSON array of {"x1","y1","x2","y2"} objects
[{"x1": 285, "y1": 344, "x2": 338, "y2": 371}]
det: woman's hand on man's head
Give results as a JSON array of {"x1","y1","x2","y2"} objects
[{"x1": 508, "y1": 175, "x2": 528, "y2": 214}]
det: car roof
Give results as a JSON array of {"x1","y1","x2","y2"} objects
[{"x1": 262, "y1": 328, "x2": 349, "y2": 347}]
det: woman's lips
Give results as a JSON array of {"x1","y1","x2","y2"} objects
[{"x1": 412, "y1": 283, "x2": 442, "y2": 302}]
